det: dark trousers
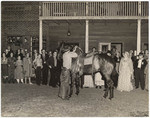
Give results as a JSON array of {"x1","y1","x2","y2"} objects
[
  {"x1": 135, "y1": 68, "x2": 145, "y2": 90},
  {"x1": 50, "y1": 67, "x2": 60, "y2": 87},
  {"x1": 36, "y1": 67, "x2": 41, "y2": 85},
  {"x1": 42, "y1": 64, "x2": 48, "y2": 85}
]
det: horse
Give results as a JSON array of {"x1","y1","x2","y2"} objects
[{"x1": 58, "y1": 43, "x2": 115, "y2": 100}]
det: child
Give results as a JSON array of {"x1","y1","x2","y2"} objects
[
  {"x1": 33, "y1": 54, "x2": 43, "y2": 85},
  {"x1": 23, "y1": 53, "x2": 33, "y2": 84},
  {"x1": 15, "y1": 56, "x2": 24, "y2": 83}
]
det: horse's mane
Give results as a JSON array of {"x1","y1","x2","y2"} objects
[{"x1": 97, "y1": 53, "x2": 116, "y2": 66}]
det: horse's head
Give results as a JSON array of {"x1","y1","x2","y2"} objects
[{"x1": 57, "y1": 42, "x2": 65, "y2": 60}]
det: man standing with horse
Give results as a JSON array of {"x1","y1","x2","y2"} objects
[{"x1": 58, "y1": 45, "x2": 78, "y2": 100}]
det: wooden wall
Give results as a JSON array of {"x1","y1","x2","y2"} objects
[
  {"x1": 46, "y1": 20, "x2": 148, "y2": 52},
  {"x1": 1, "y1": 2, "x2": 40, "y2": 52},
  {"x1": 1, "y1": 2, "x2": 148, "y2": 53},
  {"x1": 46, "y1": 22, "x2": 85, "y2": 51}
]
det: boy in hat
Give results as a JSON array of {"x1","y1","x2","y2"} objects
[{"x1": 134, "y1": 52, "x2": 147, "y2": 90}]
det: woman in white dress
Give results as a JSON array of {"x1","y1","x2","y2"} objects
[{"x1": 117, "y1": 52, "x2": 134, "y2": 92}]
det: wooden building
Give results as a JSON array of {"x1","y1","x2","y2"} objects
[{"x1": 1, "y1": 1, "x2": 149, "y2": 54}]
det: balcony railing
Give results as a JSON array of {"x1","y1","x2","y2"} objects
[{"x1": 40, "y1": 1, "x2": 148, "y2": 19}]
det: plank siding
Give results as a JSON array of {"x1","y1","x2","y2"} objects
[{"x1": 46, "y1": 21, "x2": 148, "y2": 52}]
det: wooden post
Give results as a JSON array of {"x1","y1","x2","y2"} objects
[
  {"x1": 86, "y1": 2, "x2": 88, "y2": 16},
  {"x1": 39, "y1": 3, "x2": 42, "y2": 16},
  {"x1": 85, "y1": 20, "x2": 89, "y2": 53},
  {"x1": 138, "y1": 1, "x2": 141, "y2": 16},
  {"x1": 137, "y1": 19, "x2": 141, "y2": 55},
  {"x1": 137, "y1": 1, "x2": 141, "y2": 55},
  {"x1": 39, "y1": 20, "x2": 43, "y2": 53}
]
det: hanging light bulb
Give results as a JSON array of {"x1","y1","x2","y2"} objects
[{"x1": 67, "y1": 23, "x2": 71, "y2": 36}]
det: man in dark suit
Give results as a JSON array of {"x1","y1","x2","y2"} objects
[
  {"x1": 41, "y1": 49, "x2": 49, "y2": 85},
  {"x1": 6, "y1": 46, "x2": 14, "y2": 58},
  {"x1": 134, "y1": 52, "x2": 147, "y2": 90},
  {"x1": 47, "y1": 51, "x2": 61, "y2": 87}
]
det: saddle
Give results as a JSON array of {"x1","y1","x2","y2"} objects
[
  {"x1": 83, "y1": 52, "x2": 98, "y2": 65},
  {"x1": 84, "y1": 56, "x2": 93, "y2": 65}
]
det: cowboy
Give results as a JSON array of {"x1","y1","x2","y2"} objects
[{"x1": 58, "y1": 45, "x2": 78, "y2": 100}]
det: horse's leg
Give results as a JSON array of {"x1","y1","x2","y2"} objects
[
  {"x1": 111, "y1": 86, "x2": 114, "y2": 98},
  {"x1": 107, "y1": 79, "x2": 114, "y2": 100},
  {"x1": 109, "y1": 87, "x2": 112, "y2": 100},
  {"x1": 103, "y1": 87, "x2": 109, "y2": 98},
  {"x1": 69, "y1": 73, "x2": 75, "y2": 97},
  {"x1": 103, "y1": 74, "x2": 114, "y2": 100},
  {"x1": 109, "y1": 85, "x2": 114, "y2": 100},
  {"x1": 69, "y1": 84, "x2": 73, "y2": 98},
  {"x1": 80, "y1": 75, "x2": 84, "y2": 88},
  {"x1": 75, "y1": 74, "x2": 80, "y2": 95}
]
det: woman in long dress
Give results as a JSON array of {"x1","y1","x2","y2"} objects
[
  {"x1": 1, "y1": 52, "x2": 8, "y2": 82},
  {"x1": 15, "y1": 56, "x2": 24, "y2": 83},
  {"x1": 23, "y1": 53, "x2": 33, "y2": 84},
  {"x1": 8, "y1": 52, "x2": 16, "y2": 83},
  {"x1": 144, "y1": 59, "x2": 148, "y2": 91},
  {"x1": 117, "y1": 52, "x2": 134, "y2": 92}
]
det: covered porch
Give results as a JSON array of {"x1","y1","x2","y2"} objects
[{"x1": 39, "y1": 1, "x2": 149, "y2": 54}]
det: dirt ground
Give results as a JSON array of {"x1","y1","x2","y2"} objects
[{"x1": 1, "y1": 84, "x2": 149, "y2": 117}]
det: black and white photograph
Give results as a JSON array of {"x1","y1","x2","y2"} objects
[{"x1": 1, "y1": 1, "x2": 149, "y2": 117}]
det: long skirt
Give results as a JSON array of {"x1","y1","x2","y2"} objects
[
  {"x1": 145, "y1": 74, "x2": 148, "y2": 90},
  {"x1": 15, "y1": 66, "x2": 24, "y2": 79},
  {"x1": 8, "y1": 64, "x2": 15, "y2": 82},
  {"x1": 24, "y1": 64, "x2": 32, "y2": 77},
  {"x1": 2, "y1": 64, "x2": 8, "y2": 77}
]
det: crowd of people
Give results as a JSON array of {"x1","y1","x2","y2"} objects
[
  {"x1": 89, "y1": 47, "x2": 149, "y2": 92},
  {"x1": 1, "y1": 46, "x2": 62, "y2": 87},
  {"x1": 1, "y1": 45, "x2": 149, "y2": 100}
]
